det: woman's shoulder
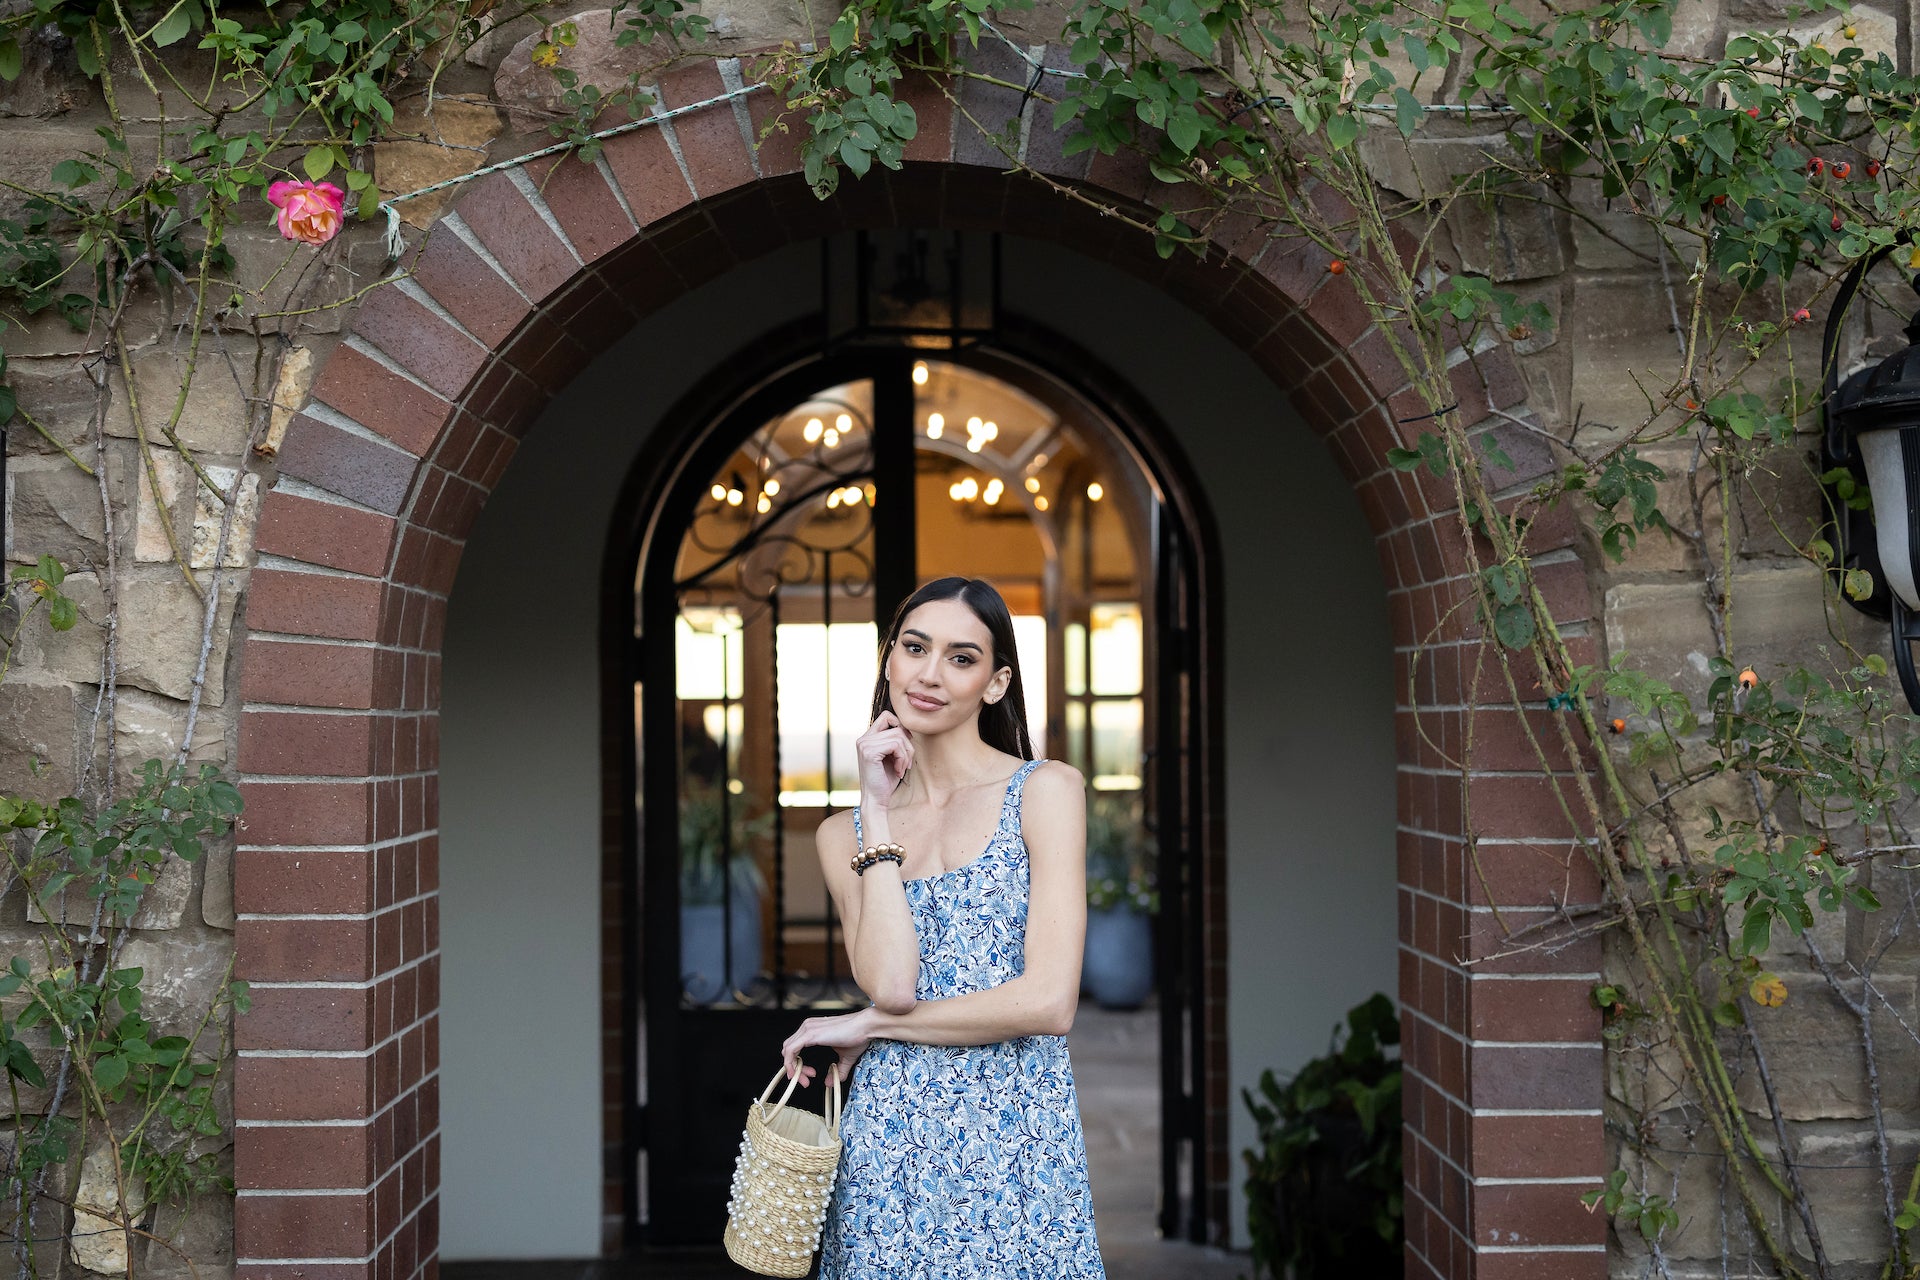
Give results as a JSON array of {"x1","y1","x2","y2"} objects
[
  {"x1": 1019, "y1": 759, "x2": 1086, "y2": 806},
  {"x1": 815, "y1": 807, "x2": 857, "y2": 848}
]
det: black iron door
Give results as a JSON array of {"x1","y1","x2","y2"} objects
[
  {"x1": 635, "y1": 354, "x2": 917, "y2": 1245},
  {"x1": 1151, "y1": 498, "x2": 1207, "y2": 1243}
]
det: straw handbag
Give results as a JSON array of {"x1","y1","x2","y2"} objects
[{"x1": 723, "y1": 1065, "x2": 843, "y2": 1277}]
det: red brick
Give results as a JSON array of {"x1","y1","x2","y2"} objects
[
  {"x1": 1468, "y1": 976, "x2": 1602, "y2": 1042},
  {"x1": 350, "y1": 287, "x2": 489, "y2": 402},
  {"x1": 239, "y1": 984, "x2": 374, "y2": 1052},
  {"x1": 307, "y1": 345, "x2": 451, "y2": 457},
  {"x1": 1467, "y1": 774, "x2": 1586, "y2": 842},
  {"x1": 236, "y1": 1264, "x2": 373, "y2": 1280},
  {"x1": 237, "y1": 780, "x2": 376, "y2": 846},
  {"x1": 255, "y1": 490, "x2": 398, "y2": 578},
  {"x1": 455, "y1": 171, "x2": 578, "y2": 302},
  {"x1": 1475, "y1": 1181, "x2": 1607, "y2": 1248},
  {"x1": 240, "y1": 710, "x2": 378, "y2": 777},
  {"x1": 238, "y1": 918, "x2": 375, "y2": 983},
  {"x1": 241, "y1": 639, "x2": 379, "y2": 710},
  {"x1": 235, "y1": 1190, "x2": 375, "y2": 1257},
  {"x1": 657, "y1": 62, "x2": 756, "y2": 198},
  {"x1": 278, "y1": 414, "x2": 420, "y2": 515},
  {"x1": 237, "y1": 1124, "x2": 376, "y2": 1191},
  {"x1": 247, "y1": 569, "x2": 384, "y2": 643},
  {"x1": 896, "y1": 72, "x2": 956, "y2": 166},
  {"x1": 407, "y1": 234, "x2": 533, "y2": 349},
  {"x1": 744, "y1": 78, "x2": 806, "y2": 178},
  {"x1": 1463, "y1": 841, "x2": 1604, "y2": 909},
  {"x1": 1469, "y1": 1113, "x2": 1604, "y2": 1180},
  {"x1": 1466, "y1": 1043, "x2": 1602, "y2": 1110},
  {"x1": 235, "y1": 1056, "x2": 375, "y2": 1121},
  {"x1": 523, "y1": 153, "x2": 634, "y2": 263},
  {"x1": 1470, "y1": 1251, "x2": 1607, "y2": 1280},
  {"x1": 235, "y1": 848, "x2": 377, "y2": 916},
  {"x1": 600, "y1": 107, "x2": 698, "y2": 227}
]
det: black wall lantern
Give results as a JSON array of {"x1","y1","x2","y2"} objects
[
  {"x1": 1825, "y1": 253, "x2": 1920, "y2": 712},
  {"x1": 822, "y1": 229, "x2": 1000, "y2": 350}
]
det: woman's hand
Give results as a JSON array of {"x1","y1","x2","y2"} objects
[
  {"x1": 855, "y1": 711, "x2": 914, "y2": 807},
  {"x1": 781, "y1": 1007, "x2": 879, "y2": 1086}
]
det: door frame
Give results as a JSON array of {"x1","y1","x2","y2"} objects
[{"x1": 598, "y1": 311, "x2": 1229, "y2": 1249}]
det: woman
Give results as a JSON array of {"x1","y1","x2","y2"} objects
[{"x1": 780, "y1": 576, "x2": 1106, "y2": 1277}]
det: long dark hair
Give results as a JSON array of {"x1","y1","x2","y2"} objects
[{"x1": 870, "y1": 577, "x2": 1034, "y2": 760}]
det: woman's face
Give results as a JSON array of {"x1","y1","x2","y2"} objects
[{"x1": 885, "y1": 598, "x2": 1013, "y2": 735}]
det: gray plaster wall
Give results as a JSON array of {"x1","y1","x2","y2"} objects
[{"x1": 438, "y1": 236, "x2": 1397, "y2": 1256}]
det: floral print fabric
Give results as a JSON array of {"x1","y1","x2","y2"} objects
[{"x1": 823, "y1": 760, "x2": 1106, "y2": 1278}]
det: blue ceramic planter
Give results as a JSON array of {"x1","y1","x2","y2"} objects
[
  {"x1": 1083, "y1": 905, "x2": 1154, "y2": 1009},
  {"x1": 681, "y1": 892, "x2": 762, "y2": 1002}
]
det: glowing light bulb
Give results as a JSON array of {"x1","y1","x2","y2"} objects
[
  {"x1": 967, "y1": 416, "x2": 983, "y2": 433},
  {"x1": 824, "y1": 428, "x2": 840, "y2": 448},
  {"x1": 764, "y1": 479, "x2": 781, "y2": 496},
  {"x1": 949, "y1": 481, "x2": 965, "y2": 501},
  {"x1": 827, "y1": 490, "x2": 842, "y2": 509},
  {"x1": 967, "y1": 438, "x2": 983, "y2": 453},
  {"x1": 727, "y1": 488, "x2": 744, "y2": 506},
  {"x1": 983, "y1": 421, "x2": 998, "y2": 441},
  {"x1": 983, "y1": 478, "x2": 1003, "y2": 505},
  {"x1": 863, "y1": 483, "x2": 876, "y2": 504},
  {"x1": 912, "y1": 363, "x2": 929, "y2": 385},
  {"x1": 757, "y1": 495, "x2": 772, "y2": 513},
  {"x1": 803, "y1": 418, "x2": 823, "y2": 443},
  {"x1": 711, "y1": 484, "x2": 728, "y2": 501},
  {"x1": 1087, "y1": 482, "x2": 1104, "y2": 502},
  {"x1": 1035, "y1": 495, "x2": 1049, "y2": 511},
  {"x1": 1024, "y1": 477, "x2": 1041, "y2": 493},
  {"x1": 959, "y1": 478, "x2": 979, "y2": 500},
  {"x1": 926, "y1": 413, "x2": 944, "y2": 439},
  {"x1": 836, "y1": 413, "x2": 852, "y2": 432}
]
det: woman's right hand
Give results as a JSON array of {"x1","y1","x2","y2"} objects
[{"x1": 855, "y1": 711, "x2": 914, "y2": 808}]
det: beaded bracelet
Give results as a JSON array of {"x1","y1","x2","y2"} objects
[{"x1": 851, "y1": 843, "x2": 906, "y2": 876}]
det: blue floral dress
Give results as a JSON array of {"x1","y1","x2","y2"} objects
[{"x1": 823, "y1": 759, "x2": 1105, "y2": 1278}]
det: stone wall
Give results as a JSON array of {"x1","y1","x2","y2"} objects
[{"x1": 0, "y1": 0, "x2": 1917, "y2": 1275}]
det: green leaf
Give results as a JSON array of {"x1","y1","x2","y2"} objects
[
  {"x1": 47, "y1": 595, "x2": 77, "y2": 631},
  {"x1": 829, "y1": 15, "x2": 856, "y2": 51},
  {"x1": 1741, "y1": 904, "x2": 1775, "y2": 955},
  {"x1": 1166, "y1": 106, "x2": 1201, "y2": 153},
  {"x1": 93, "y1": 1054, "x2": 128, "y2": 1092},
  {"x1": 1393, "y1": 87, "x2": 1420, "y2": 137},
  {"x1": 1843, "y1": 568, "x2": 1873, "y2": 601},
  {"x1": 302, "y1": 146, "x2": 334, "y2": 181},
  {"x1": 1493, "y1": 602, "x2": 1535, "y2": 650},
  {"x1": 839, "y1": 136, "x2": 872, "y2": 176},
  {"x1": 1324, "y1": 112, "x2": 1360, "y2": 150},
  {"x1": 151, "y1": 4, "x2": 193, "y2": 47},
  {"x1": 0, "y1": 38, "x2": 21, "y2": 82}
]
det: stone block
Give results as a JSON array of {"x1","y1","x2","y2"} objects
[
  {"x1": 1847, "y1": 855, "x2": 1920, "y2": 969},
  {"x1": 216, "y1": 224, "x2": 395, "y2": 336},
  {"x1": 111, "y1": 687, "x2": 227, "y2": 781},
  {"x1": 134, "y1": 454, "x2": 261, "y2": 571},
  {"x1": 1360, "y1": 128, "x2": 1517, "y2": 203},
  {"x1": 22, "y1": 569, "x2": 240, "y2": 706},
  {"x1": 71, "y1": 1142, "x2": 148, "y2": 1275},
  {"x1": 1445, "y1": 183, "x2": 1569, "y2": 282},
  {"x1": 374, "y1": 92, "x2": 504, "y2": 227},
  {"x1": 0, "y1": 678, "x2": 83, "y2": 803},
  {"x1": 1790, "y1": 1126, "x2": 1920, "y2": 1263},
  {"x1": 0, "y1": 118, "x2": 116, "y2": 220},
  {"x1": 143, "y1": 1173, "x2": 235, "y2": 1278},
  {"x1": 5, "y1": 448, "x2": 134, "y2": 568},
  {"x1": 0, "y1": 26, "x2": 88, "y2": 117},
  {"x1": 1568, "y1": 176, "x2": 1664, "y2": 272},
  {"x1": 123, "y1": 346, "x2": 260, "y2": 457},
  {"x1": 263, "y1": 344, "x2": 317, "y2": 456},
  {"x1": 117, "y1": 935, "x2": 237, "y2": 1036},
  {"x1": 1612, "y1": 1112, "x2": 1778, "y2": 1263},
  {"x1": 202, "y1": 837, "x2": 235, "y2": 931},
  {"x1": 30, "y1": 844, "x2": 197, "y2": 931},
  {"x1": 1735, "y1": 974, "x2": 1920, "y2": 1121},
  {"x1": 1602, "y1": 563, "x2": 1832, "y2": 703}
]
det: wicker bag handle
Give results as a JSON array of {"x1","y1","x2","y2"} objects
[{"x1": 756, "y1": 1064, "x2": 842, "y2": 1140}]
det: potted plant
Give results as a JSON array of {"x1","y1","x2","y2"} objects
[
  {"x1": 1081, "y1": 792, "x2": 1158, "y2": 1009},
  {"x1": 679, "y1": 781, "x2": 771, "y2": 1002},
  {"x1": 1242, "y1": 993, "x2": 1404, "y2": 1278}
]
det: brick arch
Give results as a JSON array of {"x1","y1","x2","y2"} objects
[{"x1": 231, "y1": 55, "x2": 1604, "y2": 1280}]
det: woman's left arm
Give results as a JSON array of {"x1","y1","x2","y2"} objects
[{"x1": 782, "y1": 763, "x2": 1087, "y2": 1081}]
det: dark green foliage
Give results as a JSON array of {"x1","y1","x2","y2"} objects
[{"x1": 1243, "y1": 993, "x2": 1403, "y2": 1279}]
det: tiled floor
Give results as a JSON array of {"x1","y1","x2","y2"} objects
[{"x1": 444, "y1": 1006, "x2": 1251, "y2": 1279}]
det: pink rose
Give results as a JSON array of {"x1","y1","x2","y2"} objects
[{"x1": 267, "y1": 179, "x2": 347, "y2": 247}]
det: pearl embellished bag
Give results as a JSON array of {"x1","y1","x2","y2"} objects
[{"x1": 723, "y1": 1064, "x2": 844, "y2": 1277}]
